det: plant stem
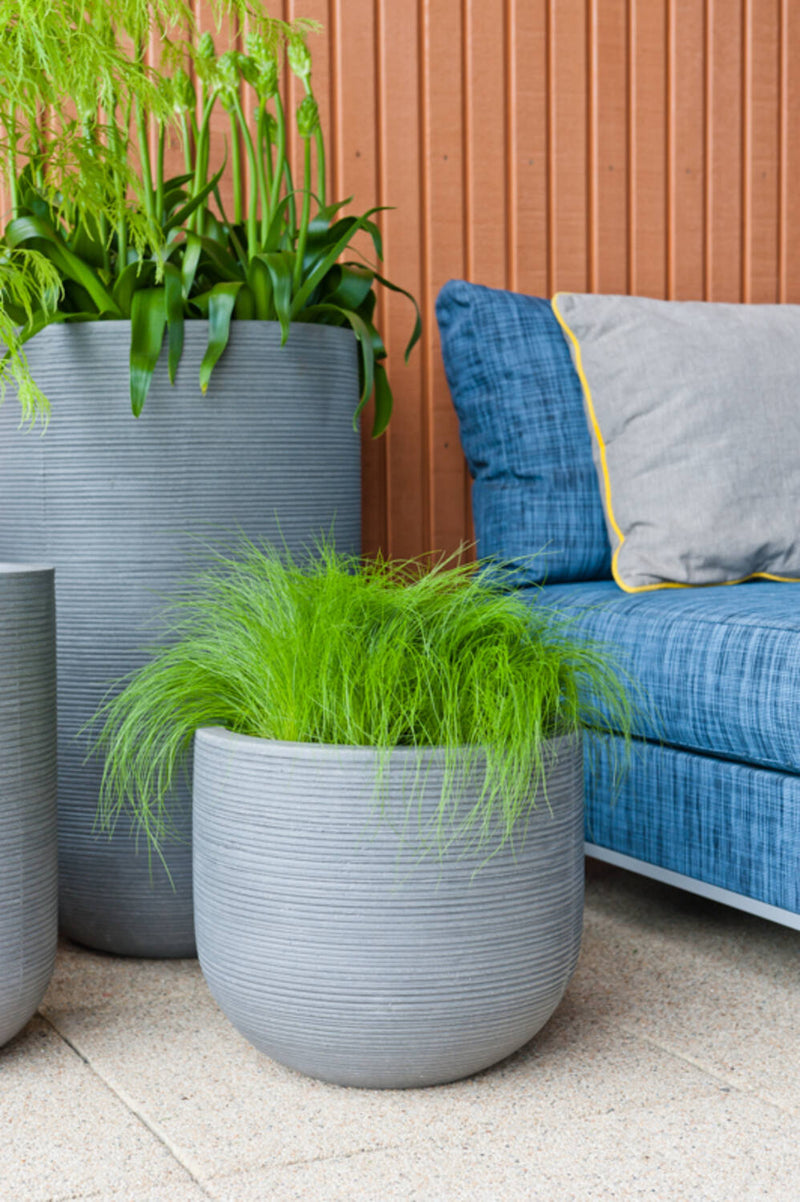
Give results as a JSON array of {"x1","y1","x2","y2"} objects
[
  {"x1": 293, "y1": 135, "x2": 312, "y2": 291},
  {"x1": 135, "y1": 98, "x2": 155, "y2": 222},
  {"x1": 192, "y1": 97, "x2": 215, "y2": 234},
  {"x1": 107, "y1": 101, "x2": 128, "y2": 278},
  {"x1": 118, "y1": 215, "x2": 128, "y2": 275},
  {"x1": 231, "y1": 94, "x2": 261, "y2": 256},
  {"x1": 299, "y1": 75, "x2": 325, "y2": 207},
  {"x1": 269, "y1": 91, "x2": 287, "y2": 217},
  {"x1": 99, "y1": 214, "x2": 110, "y2": 275},
  {"x1": 256, "y1": 102, "x2": 272, "y2": 246},
  {"x1": 283, "y1": 159, "x2": 296, "y2": 234},
  {"x1": 30, "y1": 113, "x2": 44, "y2": 190},
  {"x1": 179, "y1": 111, "x2": 194, "y2": 176},
  {"x1": 228, "y1": 110, "x2": 242, "y2": 226},
  {"x1": 314, "y1": 127, "x2": 326, "y2": 207},
  {"x1": 155, "y1": 120, "x2": 166, "y2": 225},
  {"x1": 6, "y1": 124, "x2": 18, "y2": 219}
]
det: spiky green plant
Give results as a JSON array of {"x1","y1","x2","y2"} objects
[
  {"x1": 92, "y1": 543, "x2": 634, "y2": 856},
  {"x1": 0, "y1": 3, "x2": 420, "y2": 432}
]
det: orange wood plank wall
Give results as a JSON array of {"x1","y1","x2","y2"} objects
[{"x1": 197, "y1": 0, "x2": 800, "y2": 559}]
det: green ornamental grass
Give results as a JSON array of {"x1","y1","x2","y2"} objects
[{"x1": 93, "y1": 543, "x2": 634, "y2": 855}]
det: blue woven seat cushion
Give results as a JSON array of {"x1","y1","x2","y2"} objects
[
  {"x1": 537, "y1": 580, "x2": 800, "y2": 775},
  {"x1": 587, "y1": 736, "x2": 800, "y2": 914},
  {"x1": 436, "y1": 280, "x2": 611, "y2": 583}
]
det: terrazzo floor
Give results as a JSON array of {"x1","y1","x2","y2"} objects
[{"x1": 2, "y1": 860, "x2": 798, "y2": 1202}]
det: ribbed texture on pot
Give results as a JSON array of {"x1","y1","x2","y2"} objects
[
  {"x1": 0, "y1": 322, "x2": 360, "y2": 957},
  {"x1": 0, "y1": 565, "x2": 57, "y2": 1047},
  {"x1": 194, "y1": 729, "x2": 584, "y2": 1089}
]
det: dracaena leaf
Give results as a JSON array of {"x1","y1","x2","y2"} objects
[
  {"x1": 370, "y1": 362, "x2": 393, "y2": 438},
  {"x1": 164, "y1": 161, "x2": 227, "y2": 234},
  {"x1": 305, "y1": 197, "x2": 354, "y2": 246},
  {"x1": 6, "y1": 215, "x2": 121, "y2": 316},
  {"x1": 193, "y1": 235, "x2": 244, "y2": 281},
  {"x1": 247, "y1": 256, "x2": 273, "y2": 320},
  {"x1": 319, "y1": 264, "x2": 375, "y2": 312},
  {"x1": 68, "y1": 218, "x2": 107, "y2": 269},
  {"x1": 373, "y1": 272, "x2": 422, "y2": 361},
  {"x1": 289, "y1": 208, "x2": 386, "y2": 319},
  {"x1": 180, "y1": 233, "x2": 203, "y2": 299},
  {"x1": 129, "y1": 288, "x2": 167, "y2": 417},
  {"x1": 261, "y1": 195, "x2": 299, "y2": 254},
  {"x1": 112, "y1": 260, "x2": 157, "y2": 318},
  {"x1": 199, "y1": 282, "x2": 243, "y2": 393},
  {"x1": 263, "y1": 253, "x2": 294, "y2": 343},
  {"x1": 163, "y1": 263, "x2": 184, "y2": 385}
]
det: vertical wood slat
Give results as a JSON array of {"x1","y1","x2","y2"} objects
[
  {"x1": 780, "y1": 0, "x2": 800, "y2": 302},
  {"x1": 589, "y1": 0, "x2": 629, "y2": 294},
  {"x1": 422, "y1": 0, "x2": 467, "y2": 554},
  {"x1": 706, "y1": 0, "x2": 744, "y2": 300},
  {"x1": 744, "y1": 0, "x2": 781, "y2": 303},
  {"x1": 507, "y1": 0, "x2": 549, "y2": 297},
  {"x1": 668, "y1": 0, "x2": 706, "y2": 298},
  {"x1": 327, "y1": 0, "x2": 385, "y2": 555},
  {"x1": 628, "y1": 0, "x2": 668, "y2": 297},
  {"x1": 376, "y1": 0, "x2": 427, "y2": 559},
  {"x1": 461, "y1": 0, "x2": 508, "y2": 546},
  {"x1": 464, "y1": 0, "x2": 508, "y2": 289},
  {"x1": 548, "y1": 0, "x2": 589, "y2": 293}
]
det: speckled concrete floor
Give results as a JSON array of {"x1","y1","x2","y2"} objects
[{"x1": 3, "y1": 861, "x2": 798, "y2": 1202}]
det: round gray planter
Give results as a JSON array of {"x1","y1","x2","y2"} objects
[
  {"x1": 193, "y1": 728, "x2": 584, "y2": 1089},
  {"x1": 0, "y1": 565, "x2": 57, "y2": 1048},
  {"x1": 0, "y1": 321, "x2": 360, "y2": 958}
]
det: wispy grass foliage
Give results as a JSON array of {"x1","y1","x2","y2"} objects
[{"x1": 93, "y1": 543, "x2": 634, "y2": 855}]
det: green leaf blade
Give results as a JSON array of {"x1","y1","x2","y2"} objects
[
  {"x1": 5, "y1": 215, "x2": 121, "y2": 316},
  {"x1": 199, "y1": 282, "x2": 243, "y2": 393},
  {"x1": 129, "y1": 288, "x2": 167, "y2": 417},
  {"x1": 370, "y1": 362, "x2": 393, "y2": 438},
  {"x1": 289, "y1": 207, "x2": 387, "y2": 319},
  {"x1": 164, "y1": 263, "x2": 185, "y2": 385},
  {"x1": 263, "y1": 253, "x2": 295, "y2": 344}
]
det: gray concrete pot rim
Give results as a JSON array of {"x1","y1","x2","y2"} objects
[
  {"x1": 0, "y1": 563, "x2": 54, "y2": 576},
  {"x1": 28, "y1": 318, "x2": 357, "y2": 344},
  {"x1": 195, "y1": 725, "x2": 580, "y2": 763}
]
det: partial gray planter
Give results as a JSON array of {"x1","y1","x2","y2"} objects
[
  {"x1": 0, "y1": 321, "x2": 360, "y2": 958},
  {"x1": 193, "y1": 728, "x2": 584, "y2": 1089},
  {"x1": 0, "y1": 565, "x2": 57, "y2": 1047}
]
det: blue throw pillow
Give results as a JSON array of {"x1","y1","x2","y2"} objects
[{"x1": 436, "y1": 279, "x2": 611, "y2": 583}]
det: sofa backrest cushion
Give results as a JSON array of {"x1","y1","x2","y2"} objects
[
  {"x1": 436, "y1": 280, "x2": 611, "y2": 583},
  {"x1": 553, "y1": 291, "x2": 800, "y2": 592}
]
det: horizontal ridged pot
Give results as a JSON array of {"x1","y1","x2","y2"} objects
[
  {"x1": 193, "y1": 727, "x2": 584, "y2": 1089},
  {"x1": 0, "y1": 565, "x2": 57, "y2": 1047},
  {"x1": 0, "y1": 321, "x2": 360, "y2": 958}
]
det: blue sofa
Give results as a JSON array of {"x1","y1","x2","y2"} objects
[{"x1": 437, "y1": 280, "x2": 800, "y2": 930}]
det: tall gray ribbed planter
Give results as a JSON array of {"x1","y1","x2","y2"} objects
[
  {"x1": 0, "y1": 565, "x2": 57, "y2": 1047},
  {"x1": 193, "y1": 728, "x2": 584, "y2": 1089},
  {"x1": 0, "y1": 321, "x2": 360, "y2": 958}
]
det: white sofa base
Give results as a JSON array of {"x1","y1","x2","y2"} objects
[{"x1": 585, "y1": 843, "x2": 800, "y2": 932}]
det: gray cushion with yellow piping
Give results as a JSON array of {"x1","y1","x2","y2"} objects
[{"x1": 552, "y1": 291, "x2": 800, "y2": 593}]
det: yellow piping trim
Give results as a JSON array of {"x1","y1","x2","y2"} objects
[{"x1": 550, "y1": 292, "x2": 800, "y2": 593}]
